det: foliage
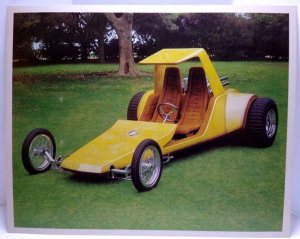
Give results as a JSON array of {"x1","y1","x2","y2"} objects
[
  {"x1": 133, "y1": 13, "x2": 288, "y2": 60},
  {"x1": 13, "y1": 13, "x2": 289, "y2": 64},
  {"x1": 14, "y1": 13, "x2": 108, "y2": 63},
  {"x1": 12, "y1": 62, "x2": 288, "y2": 231},
  {"x1": 249, "y1": 14, "x2": 289, "y2": 60},
  {"x1": 13, "y1": 13, "x2": 42, "y2": 62}
]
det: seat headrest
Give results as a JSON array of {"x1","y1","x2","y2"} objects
[
  {"x1": 189, "y1": 67, "x2": 205, "y2": 80},
  {"x1": 165, "y1": 67, "x2": 180, "y2": 80}
]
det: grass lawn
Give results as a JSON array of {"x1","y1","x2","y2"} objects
[{"x1": 12, "y1": 61, "x2": 288, "y2": 231}]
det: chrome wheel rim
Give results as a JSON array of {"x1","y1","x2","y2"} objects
[
  {"x1": 266, "y1": 109, "x2": 277, "y2": 138},
  {"x1": 139, "y1": 146, "x2": 161, "y2": 188},
  {"x1": 29, "y1": 134, "x2": 53, "y2": 170}
]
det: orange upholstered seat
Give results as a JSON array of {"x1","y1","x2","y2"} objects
[
  {"x1": 176, "y1": 67, "x2": 208, "y2": 135},
  {"x1": 150, "y1": 67, "x2": 182, "y2": 123},
  {"x1": 139, "y1": 93, "x2": 160, "y2": 122}
]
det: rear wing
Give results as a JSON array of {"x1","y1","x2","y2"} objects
[
  {"x1": 139, "y1": 48, "x2": 205, "y2": 64},
  {"x1": 139, "y1": 48, "x2": 226, "y2": 96}
]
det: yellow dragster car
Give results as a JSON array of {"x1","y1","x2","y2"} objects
[{"x1": 21, "y1": 48, "x2": 278, "y2": 192}]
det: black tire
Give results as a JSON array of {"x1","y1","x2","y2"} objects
[
  {"x1": 22, "y1": 128, "x2": 56, "y2": 174},
  {"x1": 131, "y1": 139, "x2": 163, "y2": 192},
  {"x1": 245, "y1": 97, "x2": 278, "y2": 147},
  {"x1": 127, "y1": 92, "x2": 144, "y2": 120}
]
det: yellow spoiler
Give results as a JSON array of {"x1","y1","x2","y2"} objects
[
  {"x1": 139, "y1": 48, "x2": 205, "y2": 64},
  {"x1": 139, "y1": 48, "x2": 225, "y2": 96}
]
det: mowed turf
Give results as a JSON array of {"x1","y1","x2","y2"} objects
[{"x1": 12, "y1": 62, "x2": 288, "y2": 231}]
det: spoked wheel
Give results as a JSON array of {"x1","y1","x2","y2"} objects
[
  {"x1": 131, "y1": 139, "x2": 163, "y2": 192},
  {"x1": 22, "y1": 128, "x2": 56, "y2": 174},
  {"x1": 245, "y1": 97, "x2": 278, "y2": 147}
]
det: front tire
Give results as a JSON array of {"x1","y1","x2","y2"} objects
[
  {"x1": 22, "y1": 128, "x2": 56, "y2": 174},
  {"x1": 131, "y1": 139, "x2": 163, "y2": 192},
  {"x1": 245, "y1": 97, "x2": 278, "y2": 147}
]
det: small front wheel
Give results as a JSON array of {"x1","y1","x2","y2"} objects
[
  {"x1": 22, "y1": 128, "x2": 56, "y2": 174},
  {"x1": 131, "y1": 140, "x2": 162, "y2": 192}
]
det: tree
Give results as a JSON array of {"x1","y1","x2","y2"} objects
[
  {"x1": 171, "y1": 13, "x2": 253, "y2": 60},
  {"x1": 14, "y1": 13, "x2": 108, "y2": 63},
  {"x1": 13, "y1": 13, "x2": 42, "y2": 63},
  {"x1": 13, "y1": 12, "x2": 289, "y2": 65},
  {"x1": 132, "y1": 13, "x2": 183, "y2": 58},
  {"x1": 89, "y1": 14, "x2": 107, "y2": 63},
  {"x1": 104, "y1": 13, "x2": 141, "y2": 76},
  {"x1": 75, "y1": 13, "x2": 107, "y2": 63},
  {"x1": 249, "y1": 14, "x2": 288, "y2": 60}
]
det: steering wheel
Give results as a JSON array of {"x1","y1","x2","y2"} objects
[{"x1": 157, "y1": 103, "x2": 181, "y2": 123}]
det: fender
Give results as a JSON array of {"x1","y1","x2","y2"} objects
[{"x1": 225, "y1": 91, "x2": 257, "y2": 132}]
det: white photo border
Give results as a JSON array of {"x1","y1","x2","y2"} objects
[{"x1": 5, "y1": 4, "x2": 297, "y2": 237}]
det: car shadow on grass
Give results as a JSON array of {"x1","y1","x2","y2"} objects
[
  {"x1": 63, "y1": 171, "x2": 120, "y2": 185},
  {"x1": 169, "y1": 131, "x2": 249, "y2": 163}
]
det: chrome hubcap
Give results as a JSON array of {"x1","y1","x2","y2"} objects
[
  {"x1": 29, "y1": 134, "x2": 53, "y2": 170},
  {"x1": 139, "y1": 146, "x2": 161, "y2": 187},
  {"x1": 266, "y1": 109, "x2": 277, "y2": 138}
]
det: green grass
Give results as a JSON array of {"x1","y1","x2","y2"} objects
[{"x1": 12, "y1": 62, "x2": 288, "y2": 231}]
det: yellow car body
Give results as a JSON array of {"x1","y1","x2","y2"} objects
[
  {"x1": 61, "y1": 48, "x2": 257, "y2": 174},
  {"x1": 22, "y1": 48, "x2": 278, "y2": 192},
  {"x1": 61, "y1": 120, "x2": 177, "y2": 173}
]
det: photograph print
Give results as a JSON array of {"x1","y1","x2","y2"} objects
[{"x1": 7, "y1": 6, "x2": 294, "y2": 236}]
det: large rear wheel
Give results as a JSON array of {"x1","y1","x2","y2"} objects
[
  {"x1": 245, "y1": 97, "x2": 278, "y2": 147},
  {"x1": 131, "y1": 139, "x2": 162, "y2": 192},
  {"x1": 127, "y1": 92, "x2": 144, "y2": 120}
]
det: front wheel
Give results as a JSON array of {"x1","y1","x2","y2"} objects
[
  {"x1": 245, "y1": 97, "x2": 278, "y2": 147},
  {"x1": 131, "y1": 139, "x2": 163, "y2": 192},
  {"x1": 22, "y1": 128, "x2": 56, "y2": 174}
]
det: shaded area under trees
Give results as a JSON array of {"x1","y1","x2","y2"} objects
[{"x1": 13, "y1": 12, "x2": 289, "y2": 67}]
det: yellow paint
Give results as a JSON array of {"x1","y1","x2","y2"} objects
[
  {"x1": 225, "y1": 92, "x2": 256, "y2": 132},
  {"x1": 61, "y1": 120, "x2": 176, "y2": 173},
  {"x1": 62, "y1": 49, "x2": 256, "y2": 175},
  {"x1": 162, "y1": 90, "x2": 254, "y2": 154},
  {"x1": 139, "y1": 48, "x2": 203, "y2": 64},
  {"x1": 139, "y1": 48, "x2": 225, "y2": 97},
  {"x1": 137, "y1": 90, "x2": 153, "y2": 120},
  {"x1": 162, "y1": 92, "x2": 227, "y2": 154},
  {"x1": 199, "y1": 50, "x2": 225, "y2": 96}
]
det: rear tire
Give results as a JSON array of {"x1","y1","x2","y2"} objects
[
  {"x1": 245, "y1": 97, "x2": 278, "y2": 147},
  {"x1": 22, "y1": 128, "x2": 56, "y2": 174},
  {"x1": 127, "y1": 92, "x2": 144, "y2": 120},
  {"x1": 131, "y1": 139, "x2": 163, "y2": 192}
]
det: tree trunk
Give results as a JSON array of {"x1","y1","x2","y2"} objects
[
  {"x1": 98, "y1": 38, "x2": 105, "y2": 63},
  {"x1": 104, "y1": 13, "x2": 141, "y2": 76},
  {"x1": 90, "y1": 13, "x2": 107, "y2": 64},
  {"x1": 97, "y1": 27, "x2": 106, "y2": 63}
]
